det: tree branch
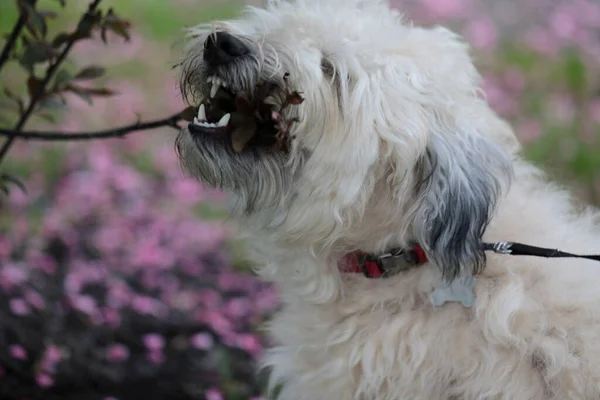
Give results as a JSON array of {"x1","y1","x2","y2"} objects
[
  {"x1": 0, "y1": 111, "x2": 186, "y2": 141},
  {"x1": 0, "y1": 0, "x2": 103, "y2": 165},
  {"x1": 0, "y1": 0, "x2": 38, "y2": 76}
]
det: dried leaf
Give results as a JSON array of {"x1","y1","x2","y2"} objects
[
  {"x1": 180, "y1": 106, "x2": 196, "y2": 122},
  {"x1": 64, "y1": 84, "x2": 116, "y2": 105},
  {"x1": 84, "y1": 87, "x2": 116, "y2": 96},
  {"x1": 103, "y1": 9, "x2": 131, "y2": 42},
  {"x1": 74, "y1": 9, "x2": 103, "y2": 41},
  {"x1": 27, "y1": 75, "x2": 44, "y2": 100},
  {"x1": 287, "y1": 91, "x2": 304, "y2": 105},
  {"x1": 234, "y1": 91, "x2": 255, "y2": 116},
  {"x1": 231, "y1": 121, "x2": 257, "y2": 153},
  {"x1": 74, "y1": 66, "x2": 106, "y2": 80}
]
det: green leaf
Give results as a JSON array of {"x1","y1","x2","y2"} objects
[
  {"x1": 74, "y1": 66, "x2": 106, "y2": 80},
  {"x1": 0, "y1": 98, "x2": 16, "y2": 111},
  {"x1": 53, "y1": 69, "x2": 73, "y2": 89},
  {"x1": 501, "y1": 44, "x2": 538, "y2": 73},
  {"x1": 17, "y1": 0, "x2": 48, "y2": 38},
  {"x1": 0, "y1": 174, "x2": 27, "y2": 194},
  {"x1": 563, "y1": 50, "x2": 587, "y2": 97},
  {"x1": 3, "y1": 89, "x2": 25, "y2": 115},
  {"x1": 38, "y1": 96, "x2": 66, "y2": 112},
  {"x1": 51, "y1": 32, "x2": 71, "y2": 48},
  {"x1": 70, "y1": 90, "x2": 92, "y2": 105},
  {"x1": 38, "y1": 10, "x2": 58, "y2": 19},
  {"x1": 20, "y1": 41, "x2": 54, "y2": 72},
  {"x1": 38, "y1": 112, "x2": 57, "y2": 123}
]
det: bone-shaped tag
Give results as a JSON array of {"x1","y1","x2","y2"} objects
[{"x1": 429, "y1": 276, "x2": 476, "y2": 307}]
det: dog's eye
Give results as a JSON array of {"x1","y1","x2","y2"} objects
[
  {"x1": 321, "y1": 56, "x2": 344, "y2": 104},
  {"x1": 320, "y1": 57, "x2": 335, "y2": 79}
]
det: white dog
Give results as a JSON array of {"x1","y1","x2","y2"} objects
[{"x1": 175, "y1": 0, "x2": 600, "y2": 398}]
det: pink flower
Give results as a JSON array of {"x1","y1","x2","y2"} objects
[
  {"x1": 102, "y1": 307, "x2": 122, "y2": 328},
  {"x1": 517, "y1": 120, "x2": 542, "y2": 143},
  {"x1": 24, "y1": 290, "x2": 46, "y2": 310},
  {"x1": 465, "y1": 16, "x2": 497, "y2": 51},
  {"x1": 236, "y1": 334, "x2": 262, "y2": 355},
  {"x1": 10, "y1": 298, "x2": 31, "y2": 316},
  {"x1": 190, "y1": 333, "x2": 214, "y2": 350},
  {"x1": 131, "y1": 295, "x2": 161, "y2": 316},
  {"x1": 202, "y1": 311, "x2": 233, "y2": 335},
  {"x1": 205, "y1": 388, "x2": 223, "y2": 400},
  {"x1": 35, "y1": 373, "x2": 54, "y2": 388},
  {"x1": 147, "y1": 350, "x2": 164, "y2": 365},
  {"x1": 225, "y1": 298, "x2": 251, "y2": 318},
  {"x1": 9, "y1": 345, "x2": 27, "y2": 360},
  {"x1": 0, "y1": 265, "x2": 27, "y2": 291},
  {"x1": 421, "y1": 0, "x2": 467, "y2": 19},
  {"x1": 106, "y1": 344, "x2": 130, "y2": 362},
  {"x1": 588, "y1": 99, "x2": 600, "y2": 123},
  {"x1": 550, "y1": 9, "x2": 577, "y2": 40},
  {"x1": 143, "y1": 334, "x2": 165, "y2": 351},
  {"x1": 71, "y1": 295, "x2": 97, "y2": 315},
  {"x1": 41, "y1": 345, "x2": 62, "y2": 372}
]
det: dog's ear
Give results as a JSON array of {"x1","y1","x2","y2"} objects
[{"x1": 411, "y1": 129, "x2": 512, "y2": 282}]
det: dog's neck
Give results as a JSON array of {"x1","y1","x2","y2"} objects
[{"x1": 340, "y1": 243, "x2": 428, "y2": 278}]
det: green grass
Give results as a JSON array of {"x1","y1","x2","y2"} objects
[{"x1": 0, "y1": 0, "x2": 244, "y2": 44}]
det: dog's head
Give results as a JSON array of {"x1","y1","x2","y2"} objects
[{"x1": 176, "y1": 0, "x2": 514, "y2": 281}]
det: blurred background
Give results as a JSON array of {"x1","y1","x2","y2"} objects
[{"x1": 0, "y1": 0, "x2": 599, "y2": 399}]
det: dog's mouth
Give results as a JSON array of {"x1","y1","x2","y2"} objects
[{"x1": 187, "y1": 74, "x2": 303, "y2": 153}]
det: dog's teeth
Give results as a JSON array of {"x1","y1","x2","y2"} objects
[
  {"x1": 217, "y1": 113, "x2": 231, "y2": 127},
  {"x1": 221, "y1": 81, "x2": 228, "y2": 87},
  {"x1": 193, "y1": 117, "x2": 199, "y2": 125},
  {"x1": 198, "y1": 104, "x2": 207, "y2": 121},
  {"x1": 210, "y1": 81, "x2": 219, "y2": 98},
  {"x1": 207, "y1": 76, "x2": 213, "y2": 83}
]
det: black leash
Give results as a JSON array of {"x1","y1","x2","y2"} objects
[{"x1": 483, "y1": 241, "x2": 600, "y2": 263}]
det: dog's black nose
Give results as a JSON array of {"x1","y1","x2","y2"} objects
[{"x1": 203, "y1": 32, "x2": 249, "y2": 65}]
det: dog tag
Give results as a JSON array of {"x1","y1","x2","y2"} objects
[{"x1": 429, "y1": 275, "x2": 476, "y2": 307}]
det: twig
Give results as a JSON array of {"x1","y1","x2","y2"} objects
[
  {"x1": 0, "y1": 0, "x2": 103, "y2": 165},
  {"x1": 0, "y1": 0, "x2": 38, "y2": 76},
  {"x1": 0, "y1": 111, "x2": 185, "y2": 140}
]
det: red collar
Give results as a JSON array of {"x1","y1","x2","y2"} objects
[{"x1": 340, "y1": 244, "x2": 428, "y2": 278}]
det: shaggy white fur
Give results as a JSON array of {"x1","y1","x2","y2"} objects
[{"x1": 175, "y1": 0, "x2": 600, "y2": 398}]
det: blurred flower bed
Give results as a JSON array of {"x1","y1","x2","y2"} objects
[{"x1": 1, "y1": 0, "x2": 599, "y2": 399}]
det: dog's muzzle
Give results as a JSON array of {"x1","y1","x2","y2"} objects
[
  {"x1": 203, "y1": 31, "x2": 250, "y2": 66},
  {"x1": 183, "y1": 32, "x2": 301, "y2": 154}
]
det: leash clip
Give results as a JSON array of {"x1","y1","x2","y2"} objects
[{"x1": 491, "y1": 241, "x2": 513, "y2": 254}]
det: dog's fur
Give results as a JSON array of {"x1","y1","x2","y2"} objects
[{"x1": 175, "y1": 1, "x2": 600, "y2": 398}]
